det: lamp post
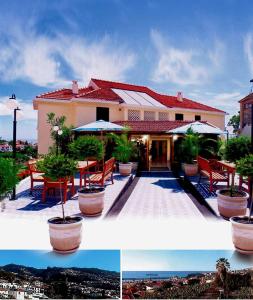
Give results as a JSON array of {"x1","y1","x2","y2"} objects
[
  {"x1": 53, "y1": 125, "x2": 63, "y2": 155},
  {"x1": 7, "y1": 94, "x2": 21, "y2": 200}
]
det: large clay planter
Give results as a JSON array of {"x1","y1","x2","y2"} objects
[
  {"x1": 119, "y1": 162, "x2": 132, "y2": 176},
  {"x1": 48, "y1": 216, "x2": 83, "y2": 254},
  {"x1": 183, "y1": 163, "x2": 198, "y2": 176},
  {"x1": 217, "y1": 190, "x2": 248, "y2": 218},
  {"x1": 78, "y1": 187, "x2": 105, "y2": 216},
  {"x1": 230, "y1": 216, "x2": 253, "y2": 254}
]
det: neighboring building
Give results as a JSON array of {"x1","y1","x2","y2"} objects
[
  {"x1": 33, "y1": 78, "x2": 226, "y2": 168},
  {"x1": 239, "y1": 92, "x2": 253, "y2": 136},
  {"x1": 0, "y1": 143, "x2": 12, "y2": 152}
]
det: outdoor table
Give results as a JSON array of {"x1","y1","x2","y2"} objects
[
  {"x1": 218, "y1": 160, "x2": 236, "y2": 187},
  {"x1": 77, "y1": 160, "x2": 97, "y2": 188}
]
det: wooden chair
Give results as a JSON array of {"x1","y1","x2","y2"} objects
[
  {"x1": 239, "y1": 175, "x2": 250, "y2": 192},
  {"x1": 42, "y1": 177, "x2": 75, "y2": 203},
  {"x1": 84, "y1": 157, "x2": 115, "y2": 187},
  {"x1": 28, "y1": 160, "x2": 44, "y2": 194},
  {"x1": 197, "y1": 156, "x2": 229, "y2": 192}
]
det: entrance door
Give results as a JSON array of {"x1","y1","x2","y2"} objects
[{"x1": 150, "y1": 140, "x2": 167, "y2": 168}]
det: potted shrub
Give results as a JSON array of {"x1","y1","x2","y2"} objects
[
  {"x1": 217, "y1": 136, "x2": 251, "y2": 219},
  {"x1": 0, "y1": 158, "x2": 18, "y2": 200},
  {"x1": 69, "y1": 136, "x2": 105, "y2": 216},
  {"x1": 180, "y1": 128, "x2": 199, "y2": 176},
  {"x1": 230, "y1": 154, "x2": 253, "y2": 254},
  {"x1": 109, "y1": 133, "x2": 134, "y2": 176},
  {"x1": 37, "y1": 154, "x2": 82, "y2": 253}
]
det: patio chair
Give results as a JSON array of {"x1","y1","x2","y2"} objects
[
  {"x1": 28, "y1": 160, "x2": 45, "y2": 194},
  {"x1": 239, "y1": 175, "x2": 250, "y2": 192},
  {"x1": 42, "y1": 177, "x2": 75, "y2": 203},
  {"x1": 83, "y1": 157, "x2": 115, "y2": 187},
  {"x1": 197, "y1": 156, "x2": 229, "y2": 192}
]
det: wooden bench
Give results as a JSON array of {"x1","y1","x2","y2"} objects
[
  {"x1": 197, "y1": 156, "x2": 229, "y2": 192},
  {"x1": 84, "y1": 157, "x2": 115, "y2": 187}
]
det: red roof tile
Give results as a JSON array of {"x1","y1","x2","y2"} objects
[
  {"x1": 114, "y1": 120, "x2": 199, "y2": 132},
  {"x1": 239, "y1": 93, "x2": 253, "y2": 103},
  {"x1": 76, "y1": 88, "x2": 121, "y2": 102}
]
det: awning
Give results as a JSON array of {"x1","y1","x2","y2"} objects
[{"x1": 167, "y1": 121, "x2": 224, "y2": 135}]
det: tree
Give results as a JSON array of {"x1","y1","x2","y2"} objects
[
  {"x1": 228, "y1": 114, "x2": 240, "y2": 134},
  {"x1": 216, "y1": 258, "x2": 230, "y2": 297}
]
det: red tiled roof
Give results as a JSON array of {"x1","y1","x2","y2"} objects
[
  {"x1": 76, "y1": 87, "x2": 122, "y2": 102},
  {"x1": 239, "y1": 93, "x2": 253, "y2": 103},
  {"x1": 35, "y1": 78, "x2": 225, "y2": 113},
  {"x1": 91, "y1": 78, "x2": 225, "y2": 113},
  {"x1": 114, "y1": 120, "x2": 199, "y2": 132}
]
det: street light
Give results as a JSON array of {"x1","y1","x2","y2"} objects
[
  {"x1": 6, "y1": 94, "x2": 21, "y2": 200},
  {"x1": 53, "y1": 125, "x2": 63, "y2": 155}
]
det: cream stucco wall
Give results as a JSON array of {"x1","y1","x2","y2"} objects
[{"x1": 35, "y1": 99, "x2": 225, "y2": 154}]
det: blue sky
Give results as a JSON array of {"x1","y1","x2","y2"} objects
[
  {"x1": 122, "y1": 250, "x2": 253, "y2": 271},
  {"x1": 1, "y1": 0, "x2": 253, "y2": 139},
  {"x1": 0, "y1": 250, "x2": 120, "y2": 272}
]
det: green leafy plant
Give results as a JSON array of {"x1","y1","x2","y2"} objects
[
  {"x1": 68, "y1": 136, "x2": 104, "y2": 161},
  {"x1": 224, "y1": 136, "x2": 251, "y2": 162},
  {"x1": 0, "y1": 158, "x2": 19, "y2": 198},
  {"x1": 108, "y1": 133, "x2": 134, "y2": 164},
  {"x1": 47, "y1": 112, "x2": 74, "y2": 155},
  {"x1": 228, "y1": 113, "x2": 240, "y2": 134},
  {"x1": 180, "y1": 128, "x2": 200, "y2": 164},
  {"x1": 37, "y1": 154, "x2": 77, "y2": 181}
]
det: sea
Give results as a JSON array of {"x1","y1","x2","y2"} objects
[{"x1": 122, "y1": 271, "x2": 212, "y2": 281}]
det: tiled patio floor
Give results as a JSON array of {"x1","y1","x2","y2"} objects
[
  {"x1": 117, "y1": 172, "x2": 205, "y2": 220},
  {"x1": 0, "y1": 173, "x2": 131, "y2": 221}
]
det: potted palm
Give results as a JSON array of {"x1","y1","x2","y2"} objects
[
  {"x1": 109, "y1": 133, "x2": 134, "y2": 176},
  {"x1": 69, "y1": 136, "x2": 105, "y2": 216},
  {"x1": 230, "y1": 154, "x2": 253, "y2": 254},
  {"x1": 217, "y1": 137, "x2": 251, "y2": 219},
  {"x1": 37, "y1": 154, "x2": 82, "y2": 253},
  {"x1": 180, "y1": 128, "x2": 199, "y2": 176},
  {"x1": 0, "y1": 158, "x2": 18, "y2": 201}
]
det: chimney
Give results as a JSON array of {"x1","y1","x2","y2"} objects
[
  {"x1": 72, "y1": 80, "x2": 79, "y2": 94},
  {"x1": 177, "y1": 91, "x2": 183, "y2": 102}
]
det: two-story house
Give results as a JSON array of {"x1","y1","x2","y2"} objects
[{"x1": 33, "y1": 78, "x2": 226, "y2": 168}]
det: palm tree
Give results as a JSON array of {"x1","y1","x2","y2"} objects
[{"x1": 216, "y1": 258, "x2": 230, "y2": 297}]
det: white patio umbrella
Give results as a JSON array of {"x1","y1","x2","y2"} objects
[
  {"x1": 167, "y1": 121, "x2": 224, "y2": 135},
  {"x1": 73, "y1": 120, "x2": 124, "y2": 134}
]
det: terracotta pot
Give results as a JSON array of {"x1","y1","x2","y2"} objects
[
  {"x1": 217, "y1": 189, "x2": 248, "y2": 218},
  {"x1": 48, "y1": 216, "x2": 83, "y2": 254},
  {"x1": 119, "y1": 162, "x2": 132, "y2": 176},
  {"x1": 230, "y1": 216, "x2": 253, "y2": 254},
  {"x1": 78, "y1": 187, "x2": 105, "y2": 216},
  {"x1": 183, "y1": 163, "x2": 198, "y2": 176}
]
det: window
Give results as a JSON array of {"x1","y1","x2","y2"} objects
[
  {"x1": 195, "y1": 115, "x2": 201, "y2": 121},
  {"x1": 96, "y1": 107, "x2": 109, "y2": 121},
  {"x1": 128, "y1": 110, "x2": 140, "y2": 121},
  {"x1": 144, "y1": 111, "x2": 155, "y2": 121},
  {"x1": 159, "y1": 112, "x2": 168, "y2": 121},
  {"x1": 175, "y1": 113, "x2": 184, "y2": 121}
]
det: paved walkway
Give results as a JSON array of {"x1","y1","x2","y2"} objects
[
  {"x1": 117, "y1": 172, "x2": 205, "y2": 220},
  {"x1": 0, "y1": 173, "x2": 131, "y2": 221}
]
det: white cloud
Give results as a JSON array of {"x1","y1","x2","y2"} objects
[
  {"x1": 0, "y1": 97, "x2": 37, "y2": 120},
  {"x1": 244, "y1": 33, "x2": 253, "y2": 75},
  {"x1": 150, "y1": 30, "x2": 224, "y2": 86},
  {"x1": 0, "y1": 29, "x2": 136, "y2": 88}
]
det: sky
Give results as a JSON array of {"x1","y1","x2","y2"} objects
[
  {"x1": 122, "y1": 250, "x2": 253, "y2": 271},
  {"x1": 0, "y1": 250, "x2": 120, "y2": 272},
  {"x1": 1, "y1": 0, "x2": 253, "y2": 139}
]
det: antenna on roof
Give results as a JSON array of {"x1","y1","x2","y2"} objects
[{"x1": 250, "y1": 79, "x2": 253, "y2": 93}]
